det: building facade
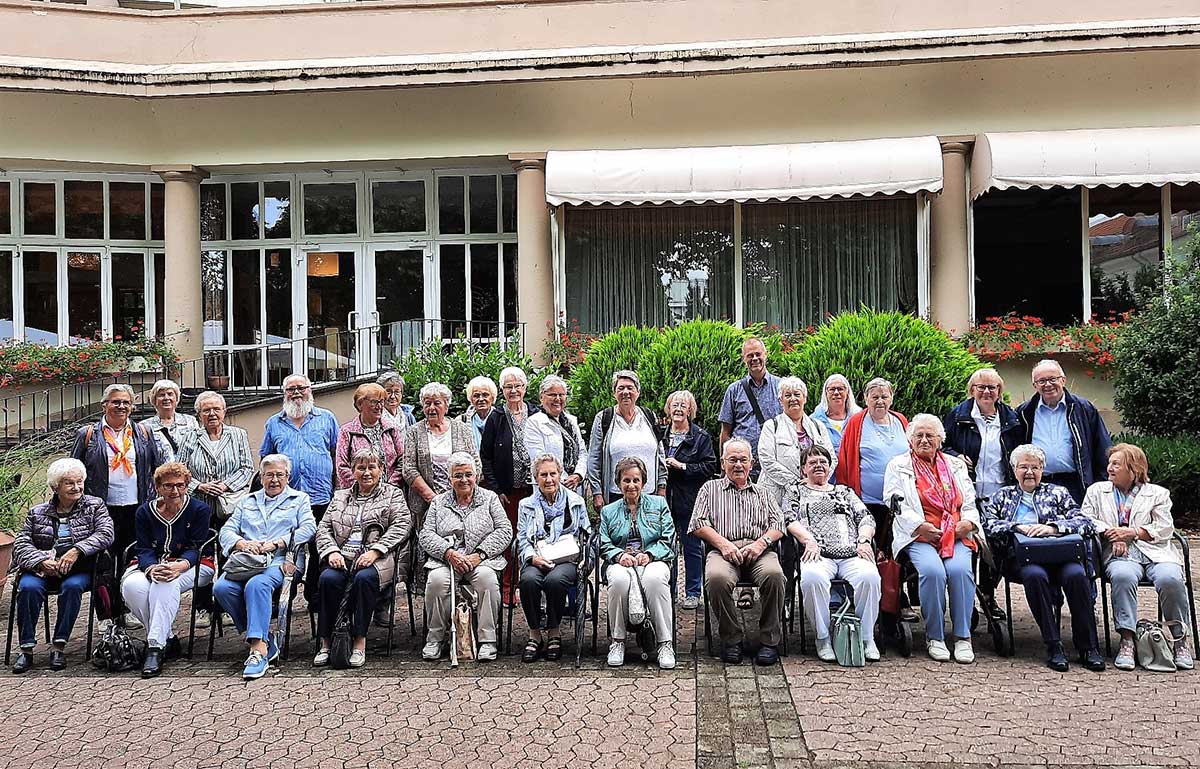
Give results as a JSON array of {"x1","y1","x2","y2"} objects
[{"x1": 1, "y1": 0, "x2": 1198, "y2": 384}]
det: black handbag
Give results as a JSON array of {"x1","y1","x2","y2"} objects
[
  {"x1": 92, "y1": 624, "x2": 146, "y2": 673},
  {"x1": 329, "y1": 524, "x2": 384, "y2": 670},
  {"x1": 1011, "y1": 532, "x2": 1087, "y2": 567}
]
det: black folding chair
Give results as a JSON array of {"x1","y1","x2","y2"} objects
[
  {"x1": 699, "y1": 541, "x2": 789, "y2": 658},
  {"x1": 4, "y1": 555, "x2": 103, "y2": 665},
  {"x1": 1097, "y1": 531, "x2": 1200, "y2": 657}
]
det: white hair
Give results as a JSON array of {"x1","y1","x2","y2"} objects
[
  {"x1": 722, "y1": 437, "x2": 754, "y2": 458},
  {"x1": 46, "y1": 457, "x2": 86, "y2": 492},
  {"x1": 260, "y1": 453, "x2": 292, "y2": 475},
  {"x1": 498, "y1": 367, "x2": 528, "y2": 387},
  {"x1": 103, "y1": 384, "x2": 135, "y2": 402},
  {"x1": 149, "y1": 379, "x2": 181, "y2": 402},
  {"x1": 465, "y1": 376, "x2": 497, "y2": 398},
  {"x1": 777, "y1": 376, "x2": 808, "y2": 402},
  {"x1": 611, "y1": 369, "x2": 640, "y2": 390},
  {"x1": 816, "y1": 374, "x2": 862, "y2": 417},
  {"x1": 376, "y1": 371, "x2": 405, "y2": 389},
  {"x1": 905, "y1": 413, "x2": 946, "y2": 441},
  {"x1": 419, "y1": 381, "x2": 453, "y2": 403},
  {"x1": 282, "y1": 373, "x2": 311, "y2": 389},
  {"x1": 194, "y1": 390, "x2": 226, "y2": 412},
  {"x1": 532, "y1": 453, "x2": 563, "y2": 474},
  {"x1": 447, "y1": 452, "x2": 478, "y2": 473},
  {"x1": 539, "y1": 375, "x2": 569, "y2": 396},
  {"x1": 863, "y1": 377, "x2": 894, "y2": 398},
  {"x1": 1031, "y1": 359, "x2": 1065, "y2": 379},
  {"x1": 1010, "y1": 444, "x2": 1047, "y2": 469}
]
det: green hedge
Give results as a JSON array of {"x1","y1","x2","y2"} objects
[
  {"x1": 1113, "y1": 432, "x2": 1200, "y2": 528},
  {"x1": 390, "y1": 332, "x2": 546, "y2": 416},
  {"x1": 567, "y1": 325, "x2": 663, "y2": 432}
]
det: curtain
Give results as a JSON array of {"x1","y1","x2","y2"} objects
[
  {"x1": 565, "y1": 204, "x2": 734, "y2": 333},
  {"x1": 741, "y1": 197, "x2": 918, "y2": 328}
]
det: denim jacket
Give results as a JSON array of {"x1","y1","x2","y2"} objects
[
  {"x1": 515, "y1": 487, "x2": 591, "y2": 567},
  {"x1": 218, "y1": 486, "x2": 317, "y2": 566}
]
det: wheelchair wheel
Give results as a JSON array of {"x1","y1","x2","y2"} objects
[
  {"x1": 897, "y1": 621, "x2": 913, "y2": 657},
  {"x1": 991, "y1": 622, "x2": 1012, "y2": 657}
]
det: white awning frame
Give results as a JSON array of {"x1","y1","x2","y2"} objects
[
  {"x1": 971, "y1": 126, "x2": 1200, "y2": 199},
  {"x1": 545, "y1": 136, "x2": 944, "y2": 206}
]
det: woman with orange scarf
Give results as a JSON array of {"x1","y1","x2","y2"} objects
[{"x1": 883, "y1": 413, "x2": 980, "y2": 664}]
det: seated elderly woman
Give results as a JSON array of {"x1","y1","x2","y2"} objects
[
  {"x1": 1083, "y1": 442, "x2": 1193, "y2": 671},
  {"x1": 214, "y1": 454, "x2": 316, "y2": 681},
  {"x1": 759, "y1": 375, "x2": 836, "y2": 507},
  {"x1": 120, "y1": 462, "x2": 215, "y2": 678},
  {"x1": 600, "y1": 456, "x2": 677, "y2": 669},
  {"x1": 314, "y1": 448, "x2": 411, "y2": 669},
  {"x1": 335, "y1": 382, "x2": 405, "y2": 490},
  {"x1": 981, "y1": 444, "x2": 1104, "y2": 672},
  {"x1": 784, "y1": 445, "x2": 880, "y2": 663},
  {"x1": 141, "y1": 379, "x2": 200, "y2": 462},
  {"x1": 515, "y1": 453, "x2": 591, "y2": 663},
  {"x1": 460, "y1": 376, "x2": 498, "y2": 450},
  {"x1": 174, "y1": 390, "x2": 255, "y2": 522},
  {"x1": 883, "y1": 413, "x2": 981, "y2": 664},
  {"x1": 418, "y1": 452, "x2": 512, "y2": 663},
  {"x1": 11, "y1": 458, "x2": 114, "y2": 674}
]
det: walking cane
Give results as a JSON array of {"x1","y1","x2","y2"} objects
[{"x1": 448, "y1": 563, "x2": 459, "y2": 668}]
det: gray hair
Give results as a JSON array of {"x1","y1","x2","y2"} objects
[
  {"x1": 260, "y1": 453, "x2": 292, "y2": 475},
  {"x1": 539, "y1": 374, "x2": 569, "y2": 396},
  {"x1": 46, "y1": 457, "x2": 86, "y2": 492},
  {"x1": 194, "y1": 390, "x2": 226, "y2": 412},
  {"x1": 465, "y1": 376, "x2": 498, "y2": 398},
  {"x1": 102, "y1": 383, "x2": 135, "y2": 402},
  {"x1": 498, "y1": 367, "x2": 528, "y2": 387},
  {"x1": 532, "y1": 453, "x2": 563, "y2": 475},
  {"x1": 905, "y1": 413, "x2": 946, "y2": 441},
  {"x1": 376, "y1": 371, "x2": 405, "y2": 389},
  {"x1": 863, "y1": 377, "x2": 894, "y2": 398},
  {"x1": 611, "y1": 369, "x2": 640, "y2": 390},
  {"x1": 149, "y1": 379, "x2": 181, "y2": 402},
  {"x1": 282, "y1": 373, "x2": 311, "y2": 389},
  {"x1": 722, "y1": 437, "x2": 754, "y2": 458},
  {"x1": 418, "y1": 381, "x2": 453, "y2": 403},
  {"x1": 664, "y1": 390, "x2": 698, "y2": 421},
  {"x1": 350, "y1": 447, "x2": 384, "y2": 467},
  {"x1": 1010, "y1": 444, "x2": 1047, "y2": 469},
  {"x1": 777, "y1": 376, "x2": 808, "y2": 402},
  {"x1": 447, "y1": 452, "x2": 478, "y2": 473},
  {"x1": 817, "y1": 374, "x2": 862, "y2": 416},
  {"x1": 1031, "y1": 359, "x2": 1065, "y2": 379}
]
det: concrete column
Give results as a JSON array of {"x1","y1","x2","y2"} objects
[
  {"x1": 509, "y1": 152, "x2": 554, "y2": 364},
  {"x1": 152, "y1": 165, "x2": 209, "y2": 383},
  {"x1": 929, "y1": 140, "x2": 972, "y2": 336}
]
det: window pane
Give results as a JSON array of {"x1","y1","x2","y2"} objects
[
  {"x1": 23, "y1": 182, "x2": 56, "y2": 236},
  {"x1": 306, "y1": 251, "x2": 356, "y2": 381},
  {"x1": 469, "y1": 175, "x2": 498, "y2": 234},
  {"x1": 303, "y1": 182, "x2": 357, "y2": 235},
  {"x1": 110, "y1": 182, "x2": 147, "y2": 240},
  {"x1": 375, "y1": 248, "x2": 425, "y2": 360},
  {"x1": 264, "y1": 181, "x2": 292, "y2": 239},
  {"x1": 0, "y1": 182, "x2": 11, "y2": 236},
  {"x1": 230, "y1": 182, "x2": 260, "y2": 241},
  {"x1": 200, "y1": 184, "x2": 227, "y2": 242},
  {"x1": 111, "y1": 252, "x2": 146, "y2": 341},
  {"x1": 503, "y1": 242, "x2": 519, "y2": 336},
  {"x1": 1088, "y1": 185, "x2": 1162, "y2": 319},
  {"x1": 231, "y1": 249, "x2": 261, "y2": 345},
  {"x1": 974, "y1": 187, "x2": 1083, "y2": 325},
  {"x1": 1170, "y1": 183, "x2": 1200, "y2": 263},
  {"x1": 471, "y1": 243, "x2": 499, "y2": 338},
  {"x1": 0, "y1": 250, "x2": 12, "y2": 339},
  {"x1": 202, "y1": 250, "x2": 227, "y2": 346},
  {"x1": 438, "y1": 177, "x2": 465, "y2": 234},
  {"x1": 67, "y1": 251, "x2": 102, "y2": 343},
  {"x1": 150, "y1": 183, "x2": 165, "y2": 241},
  {"x1": 372, "y1": 180, "x2": 426, "y2": 233},
  {"x1": 502, "y1": 175, "x2": 517, "y2": 233},
  {"x1": 23, "y1": 251, "x2": 58, "y2": 344},
  {"x1": 742, "y1": 198, "x2": 917, "y2": 328},
  {"x1": 440, "y1": 243, "x2": 466, "y2": 337},
  {"x1": 155, "y1": 252, "x2": 165, "y2": 338},
  {"x1": 565, "y1": 204, "x2": 734, "y2": 332},
  {"x1": 265, "y1": 248, "x2": 292, "y2": 341},
  {"x1": 65, "y1": 181, "x2": 103, "y2": 239}
]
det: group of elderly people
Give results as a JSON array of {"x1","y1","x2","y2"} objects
[{"x1": 8, "y1": 344, "x2": 1192, "y2": 679}]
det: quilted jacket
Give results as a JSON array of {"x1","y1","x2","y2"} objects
[{"x1": 13, "y1": 494, "x2": 115, "y2": 573}]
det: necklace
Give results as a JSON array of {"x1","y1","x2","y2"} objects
[{"x1": 869, "y1": 415, "x2": 897, "y2": 441}]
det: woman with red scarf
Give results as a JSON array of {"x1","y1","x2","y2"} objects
[{"x1": 884, "y1": 413, "x2": 980, "y2": 664}]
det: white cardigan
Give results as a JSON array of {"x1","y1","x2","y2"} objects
[
  {"x1": 1081, "y1": 481, "x2": 1182, "y2": 566},
  {"x1": 758, "y1": 413, "x2": 835, "y2": 507},
  {"x1": 523, "y1": 410, "x2": 588, "y2": 485},
  {"x1": 883, "y1": 452, "x2": 980, "y2": 558}
]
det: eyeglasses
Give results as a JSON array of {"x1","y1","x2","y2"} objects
[
  {"x1": 284, "y1": 385, "x2": 311, "y2": 393},
  {"x1": 159, "y1": 482, "x2": 188, "y2": 490},
  {"x1": 725, "y1": 457, "x2": 752, "y2": 465},
  {"x1": 973, "y1": 384, "x2": 1000, "y2": 392},
  {"x1": 1034, "y1": 377, "x2": 1064, "y2": 387},
  {"x1": 262, "y1": 471, "x2": 288, "y2": 479},
  {"x1": 363, "y1": 399, "x2": 385, "y2": 407},
  {"x1": 502, "y1": 384, "x2": 524, "y2": 391},
  {"x1": 107, "y1": 400, "x2": 132, "y2": 407}
]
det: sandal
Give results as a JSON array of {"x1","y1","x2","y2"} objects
[
  {"x1": 737, "y1": 588, "x2": 754, "y2": 609},
  {"x1": 545, "y1": 637, "x2": 562, "y2": 661},
  {"x1": 521, "y1": 639, "x2": 542, "y2": 663}
]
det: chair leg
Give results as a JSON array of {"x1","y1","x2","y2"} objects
[
  {"x1": 207, "y1": 607, "x2": 219, "y2": 662},
  {"x1": 5, "y1": 582, "x2": 18, "y2": 665},
  {"x1": 1004, "y1": 579, "x2": 1015, "y2": 656},
  {"x1": 43, "y1": 602, "x2": 50, "y2": 644},
  {"x1": 702, "y1": 582, "x2": 713, "y2": 658},
  {"x1": 406, "y1": 578, "x2": 416, "y2": 638},
  {"x1": 1100, "y1": 576, "x2": 1112, "y2": 658}
]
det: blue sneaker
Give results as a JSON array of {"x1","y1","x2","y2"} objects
[
  {"x1": 266, "y1": 633, "x2": 280, "y2": 664},
  {"x1": 242, "y1": 650, "x2": 268, "y2": 680}
]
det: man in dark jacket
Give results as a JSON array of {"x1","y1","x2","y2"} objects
[
  {"x1": 942, "y1": 368, "x2": 1025, "y2": 500},
  {"x1": 1017, "y1": 359, "x2": 1112, "y2": 504}
]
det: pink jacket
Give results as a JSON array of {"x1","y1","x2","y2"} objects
[{"x1": 335, "y1": 413, "x2": 405, "y2": 489}]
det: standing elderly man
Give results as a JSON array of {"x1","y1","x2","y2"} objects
[
  {"x1": 690, "y1": 438, "x2": 787, "y2": 666},
  {"x1": 1017, "y1": 359, "x2": 1111, "y2": 503},
  {"x1": 718, "y1": 337, "x2": 782, "y2": 470},
  {"x1": 260, "y1": 373, "x2": 339, "y2": 608}
]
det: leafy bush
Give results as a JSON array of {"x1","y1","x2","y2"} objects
[
  {"x1": 1114, "y1": 226, "x2": 1200, "y2": 436},
  {"x1": 789, "y1": 309, "x2": 982, "y2": 418},
  {"x1": 0, "y1": 332, "x2": 179, "y2": 388},
  {"x1": 0, "y1": 447, "x2": 48, "y2": 533},
  {"x1": 1113, "y1": 433, "x2": 1200, "y2": 527},
  {"x1": 567, "y1": 325, "x2": 663, "y2": 434},
  {"x1": 390, "y1": 331, "x2": 547, "y2": 416},
  {"x1": 541, "y1": 321, "x2": 599, "y2": 377}
]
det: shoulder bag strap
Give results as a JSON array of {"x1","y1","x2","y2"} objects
[{"x1": 740, "y1": 380, "x2": 766, "y2": 426}]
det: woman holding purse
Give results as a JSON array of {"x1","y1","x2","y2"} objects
[
  {"x1": 599, "y1": 456, "x2": 677, "y2": 670},
  {"x1": 515, "y1": 453, "x2": 591, "y2": 663}
]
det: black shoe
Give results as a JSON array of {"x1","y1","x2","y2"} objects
[
  {"x1": 1046, "y1": 643, "x2": 1069, "y2": 672},
  {"x1": 722, "y1": 643, "x2": 744, "y2": 664},
  {"x1": 755, "y1": 645, "x2": 780, "y2": 666},
  {"x1": 48, "y1": 649, "x2": 66, "y2": 671},
  {"x1": 11, "y1": 651, "x2": 33, "y2": 674},
  {"x1": 989, "y1": 605, "x2": 1008, "y2": 622},
  {"x1": 142, "y1": 648, "x2": 163, "y2": 678},
  {"x1": 164, "y1": 636, "x2": 182, "y2": 660},
  {"x1": 1080, "y1": 648, "x2": 1106, "y2": 672}
]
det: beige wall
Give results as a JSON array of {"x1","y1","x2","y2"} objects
[
  {"x1": 224, "y1": 386, "x2": 360, "y2": 465},
  {"x1": 995, "y1": 355, "x2": 1121, "y2": 434}
]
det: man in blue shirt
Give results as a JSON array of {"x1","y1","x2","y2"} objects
[
  {"x1": 718, "y1": 337, "x2": 782, "y2": 474},
  {"x1": 1017, "y1": 359, "x2": 1111, "y2": 503},
  {"x1": 260, "y1": 373, "x2": 339, "y2": 606}
]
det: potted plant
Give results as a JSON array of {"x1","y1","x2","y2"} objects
[
  {"x1": 0, "y1": 448, "x2": 45, "y2": 605},
  {"x1": 206, "y1": 353, "x2": 230, "y2": 391}
]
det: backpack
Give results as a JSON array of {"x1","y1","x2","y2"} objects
[
  {"x1": 92, "y1": 623, "x2": 146, "y2": 673},
  {"x1": 600, "y1": 406, "x2": 665, "y2": 444}
]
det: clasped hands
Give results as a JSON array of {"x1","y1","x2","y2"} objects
[
  {"x1": 1104, "y1": 526, "x2": 1141, "y2": 558},
  {"x1": 446, "y1": 548, "x2": 483, "y2": 575},
  {"x1": 914, "y1": 520, "x2": 975, "y2": 546},
  {"x1": 327, "y1": 549, "x2": 382, "y2": 571},
  {"x1": 717, "y1": 538, "x2": 766, "y2": 566},
  {"x1": 617, "y1": 552, "x2": 651, "y2": 568},
  {"x1": 37, "y1": 547, "x2": 81, "y2": 578}
]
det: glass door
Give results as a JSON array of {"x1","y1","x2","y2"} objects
[
  {"x1": 365, "y1": 243, "x2": 432, "y2": 370},
  {"x1": 301, "y1": 245, "x2": 363, "y2": 382}
]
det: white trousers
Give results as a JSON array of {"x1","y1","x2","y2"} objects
[
  {"x1": 606, "y1": 561, "x2": 672, "y2": 644},
  {"x1": 424, "y1": 566, "x2": 500, "y2": 644},
  {"x1": 121, "y1": 564, "x2": 215, "y2": 648},
  {"x1": 799, "y1": 556, "x2": 881, "y2": 644}
]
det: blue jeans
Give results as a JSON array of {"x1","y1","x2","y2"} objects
[
  {"x1": 673, "y1": 510, "x2": 703, "y2": 598},
  {"x1": 214, "y1": 566, "x2": 285, "y2": 642},
  {"x1": 17, "y1": 572, "x2": 91, "y2": 648},
  {"x1": 904, "y1": 541, "x2": 975, "y2": 642}
]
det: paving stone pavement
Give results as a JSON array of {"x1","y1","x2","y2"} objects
[{"x1": 3, "y1": 546, "x2": 1200, "y2": 768}]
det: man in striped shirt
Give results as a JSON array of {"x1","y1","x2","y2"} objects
[{"x1": 689, "y1": 437, "x2": 786, "y2": 666}]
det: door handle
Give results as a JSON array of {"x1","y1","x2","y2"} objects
[{"x1": 346, "y1": 310, "x2": 358, "y2": 331}]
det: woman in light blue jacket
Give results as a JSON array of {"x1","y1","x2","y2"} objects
[{"x1": 214, "y1": 453, "x2": 316, "y2": 681}]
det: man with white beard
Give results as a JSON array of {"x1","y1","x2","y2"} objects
[{"x1": 260, "y1": 374, "x2": 339, "y2": 608}]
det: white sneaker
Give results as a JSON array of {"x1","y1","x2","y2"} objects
[
  {"x1": 194, "y1": 609, "x2": 211, "y2": 629},
  {"x1": 349, "y1": 649, "x2": 366, "y2": 668},
  {"x1": 422, "y1": 640, "x2": 443, "y2": 661},
  {"x1": 312, "y1": 648, "x2": 329, "y2": 667},
  {"x1": 953, "y1": 639, "x2": 975, "y2": 664},
  {"x1": 657, "y1": 642, "x2": 676, "y2": 670},
  {"x1": 477, "y1": 643, "x2": 498, "y2": 662},
  {"x1": 1174, "y1": 640, "x2": 1194, "y2": 671},
  {"x1": 607, "y1": 640, "x2": 626, "y2": 667},
  {"x1": 864, "y1": 640, "x2": 881, "y2": 662},
  {"x1": 1114, "y1": 639, "x2": 1136, "y2": 670},
  {"x1": 123, "y1": 613, "x2": 143, "y2": 630},
  {"x1": 927, "y1": 640, "x2": 951, "y2": 662},
  {"x1": 815, "y1": 637, "x2": 836, "y2": 663}
]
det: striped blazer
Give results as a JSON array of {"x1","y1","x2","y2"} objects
[
  {"x1": 175, "y1": 425, "x2": 255, "y2": 519},
  {"x1": 402, "y1": 419, "x2": 481, "y2": 522}
]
